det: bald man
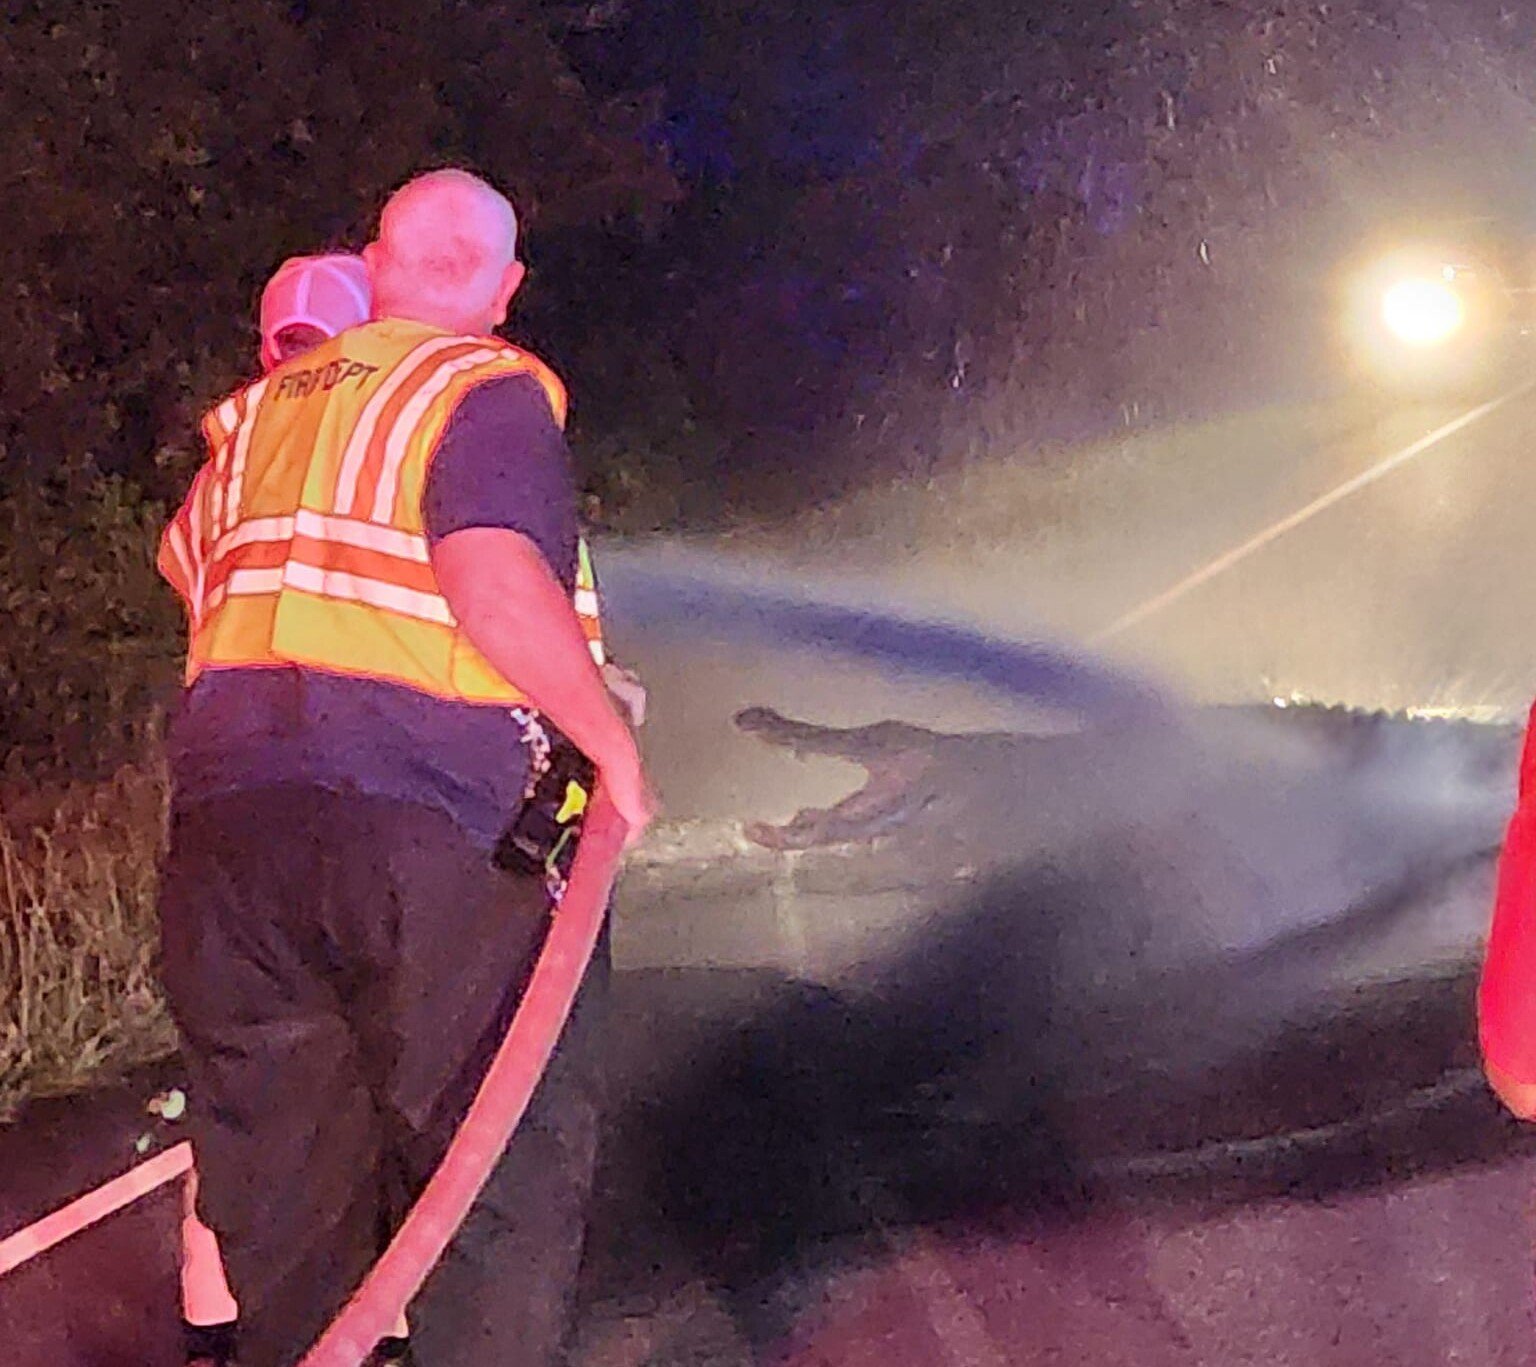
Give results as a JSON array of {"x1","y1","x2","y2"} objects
[{"x1": 157, "y1": 168, "x2": 654, "y2": 1367}]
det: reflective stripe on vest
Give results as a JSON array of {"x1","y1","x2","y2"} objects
[
  {"x1": 575, "y1": 536, "x2": 605, "y2": 666},
  {"x1": 158, "y1": 319, "x2": 603, "y2": 703}
]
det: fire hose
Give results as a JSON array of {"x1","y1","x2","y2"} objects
[{"x1": 0, "y1": 789, "x2": 628, "y2": 1367}]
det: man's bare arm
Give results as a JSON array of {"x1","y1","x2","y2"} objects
[{"x1": 432, "y1": 526, "x2": 655, "y2": 836}]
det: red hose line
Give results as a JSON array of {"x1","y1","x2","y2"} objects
[
  {"x1": 298, "y1": 792, "x2": 630, "y2": 1367},
  {"x1": 0, "y1": 1141, "x2": 193, "y2": 1276}
]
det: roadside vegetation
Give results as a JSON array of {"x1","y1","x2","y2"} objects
[
  {"x1": 0, "y1": 471, "x2": 177, "y2": 1116},
  {"x1": 0, "y1": 765, "x2": 171, "y2": 1119}
]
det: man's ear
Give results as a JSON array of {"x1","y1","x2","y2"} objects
[{"x1": 490, "y1": 260, "x2": 527, "y2": 328}]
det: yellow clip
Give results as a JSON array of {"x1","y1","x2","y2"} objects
[{"x1": 556, "y1": 780, "x2": 588, "y2": 825}]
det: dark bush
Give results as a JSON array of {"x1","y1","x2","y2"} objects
[{"x1": 0, "y1": 466, "x2": 181, "y2": 779}]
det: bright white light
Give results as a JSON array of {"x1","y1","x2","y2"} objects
[{"x1": 1381, "y1": 277, "x2": 1466, "y2": 347}]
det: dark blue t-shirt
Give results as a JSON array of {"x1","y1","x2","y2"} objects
[{"x1": 166, "y1": 372, "x2": 579, "y2": 850}]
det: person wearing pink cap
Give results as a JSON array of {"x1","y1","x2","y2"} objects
[{"x1": 179, "y1": 249, "x2": 408, "y2": 1367}]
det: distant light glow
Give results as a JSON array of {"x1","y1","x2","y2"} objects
[{"x1": 1381, "y1": 277, "x2": 1466, "y2": 348}]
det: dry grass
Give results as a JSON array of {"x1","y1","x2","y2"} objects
[{"x1": 0, "y1": 756, "x2": 176, "y2": 1120}]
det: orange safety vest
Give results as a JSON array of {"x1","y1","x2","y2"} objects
[{"x1": 158, "y1": 318, "x2": 605, "y2": 703}]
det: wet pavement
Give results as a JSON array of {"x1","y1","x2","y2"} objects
[{"x1": 6, "y1": 969, "x2": 1536, "y2": 1366}]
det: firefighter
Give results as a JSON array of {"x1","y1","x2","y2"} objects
[
  {"x1": 156, "y1": 168, "x2": 655, "y2": 1367},
  {"x1": 178, "y1": 246, "x2": 647, "y2": 1367},
  {"x1": 179, "y1": 251, "x2": 389, "y2": 1367}
]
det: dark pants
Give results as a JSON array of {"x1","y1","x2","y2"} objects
[{"x1": 157, "y1": 788, "x2": 607, "y2": 1367}]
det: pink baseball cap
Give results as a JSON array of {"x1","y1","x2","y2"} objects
[{"x1": 258, "y1": 253, "x2": 373, "y2": 371}]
